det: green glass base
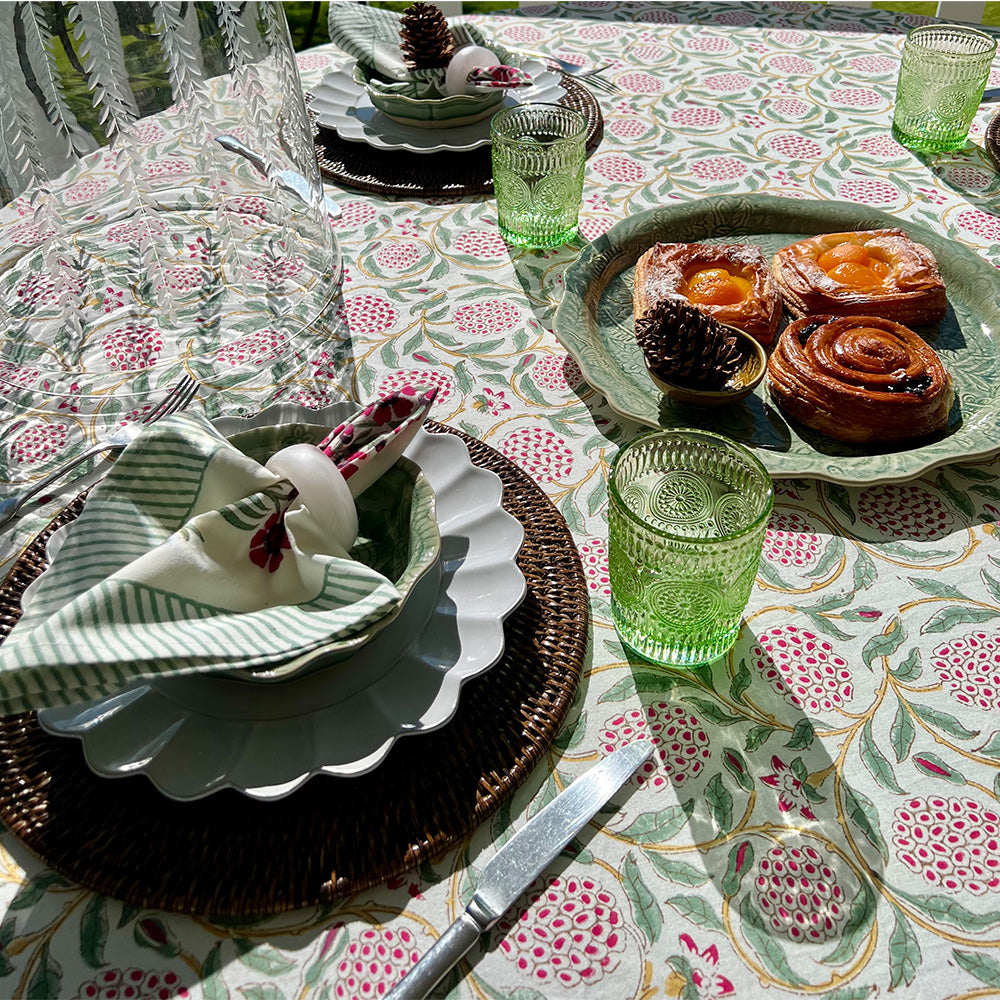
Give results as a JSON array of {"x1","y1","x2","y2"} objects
[
  {"x1": 612, "y1": 598, "x2": 740, "y2": 668},
  {"x1": 498, "y1": 221, "x2": 579, "y2": 249},
  {"x1": 892, "y1": 121, "x2": 970, "y2": 154}
]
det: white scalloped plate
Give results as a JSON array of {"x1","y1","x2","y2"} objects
[
  {"x1": 37, "y1": 403, "x2": 526, "y2": 800},
  {"x1": 309, "y1": 58, "x2": 564, "y2": 153}
]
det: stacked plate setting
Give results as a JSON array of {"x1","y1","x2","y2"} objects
[{"x1": 36, "y1": 403, "x2": 527, "y2": 801}]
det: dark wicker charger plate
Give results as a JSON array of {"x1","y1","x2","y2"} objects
[
  {"x1": 987, "y1": 109, "x2": 1000, "y2": 172},
  {"x1": 0, "y1": 425, "x2": 587, "y2": 917},
  {"x1": 313, "y1": 73, "x2": 605, "y2": 198}
]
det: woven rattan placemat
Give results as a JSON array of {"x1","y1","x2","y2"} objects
[
  {"x1": 0, "y1": 425, "x2": 587, "y2": 917},
  {"x1": 987, "y1": 110, "x2": 1000, "y2": 172},
  {"x1": 313, "y1": 74, "x2": 604, "y2": 198}
]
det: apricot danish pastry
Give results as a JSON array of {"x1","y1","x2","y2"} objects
[
  {"x1": 766, "y1": 315, "x2": 953, "y2": 444},
  {"x1": 771, "y1": 229, "x2": 946, "y2": 327},
  {"x1": 632, "y1": 242, "x2": 782, "y2": 346}
]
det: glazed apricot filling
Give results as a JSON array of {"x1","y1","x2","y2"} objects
[
  {"x1": 816, "y1": 242, "x2": 890, "y2": 290},
  {"x1": 684, "y1": 267, "x2": 752, "y2": 306}
]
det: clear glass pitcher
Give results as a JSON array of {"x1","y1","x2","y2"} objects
[{"x1": 0, "y1": 1, "x2": 344, "y2": 415}]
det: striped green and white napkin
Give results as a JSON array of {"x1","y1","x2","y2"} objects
[{"x1": 0, "y1": 392, "x2": 435, "y2": 714}]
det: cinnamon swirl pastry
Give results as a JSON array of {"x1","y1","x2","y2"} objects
[
  {"x1": 766, "y1": 315, "x2": 953, "y2": 444},
  {"x1": 771, "y1": 229, "x2": 946, "y2": 327},
  {"x1": 633, "y1": 242, "x2": 782, "y2": 346}
]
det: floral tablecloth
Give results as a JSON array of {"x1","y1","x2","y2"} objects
[{"x1": 2, "y1": 2, "x2": 1000, "y2": 999}]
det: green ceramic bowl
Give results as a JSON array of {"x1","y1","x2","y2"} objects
[
  {"x1": 225, "y1": 423, "x2": 440, "y2": 678},
  {"x1": 353, "y1": 62, "x2": 504, "y2": 128}
]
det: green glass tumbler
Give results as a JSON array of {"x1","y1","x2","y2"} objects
[
  {"x1": 608, "y1": 429, "x2": 773, "y2": 668},
  {"x1": 490, "y1": 103, "x2": 586, "y2": 248},
  {"x1": 892, "y1": 24, "x2": 997, "y2": 153}
]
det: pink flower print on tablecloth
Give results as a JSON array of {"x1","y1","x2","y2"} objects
[
  {"x1": 579, "y1": 23, "x2": 620, "y2": 40},
  {"x1": 377, "y1": 368, "x2": 453, "y2": 406},
  {"x1": 454, "y1": 298, "x2": 521, "y2": 336},
  {"x1": 135, "y1": 121, "x2": 166, "y2": 144},
  {"x1": 374, "y1": 241, "x2": 421, "y2": 272},
  {"x1": 296, "y1": 50, "x2": 333, "y2": 72},
  {"x1": 931, "y1": 631, "x2": 1000, "y2": 712},
  {"x1": 246, "y1": 253, "x2": 305, "y2": 284},
  {"x1": 144, "y1": 157, "x2": 192, "y2": 180},
  {"x1": 601, "y1": 704, "x2": 711, "y2": 791},
  {"x1": 760, "y1": 756, "x2": 817, "y2": 820},
  {"x1": 289, "y1": 385, "x2": 340, "y2": 410},
  {"x1": 686, "y1": 35, "x2": 735, "y2": 55},
  {"x1": 838, "y1": 177, "x2": 900, "y2": 206},
  {"x1": 770, "y1": 29, "x2": 808, "y2": 46},
  {"x1": 531, "y1": 353, "x2": 582, "y2": 393},
  {"x1": 225, "y1": 195, "x2": 269, "y2": 224},
  {"x1": 943, "y1": 165, "x2": 993, "y2": 192},
  {"x1": 767, "y1": 134, "x2": 823, "y2": 160},
  {"x1": 830, "y1": 87, "x2": 882, "y2": 108},
  {"x1": 155, "y1": 265, "x2": 209, "y2": 297},
  {"x1": 752, "y1": 625, "x2": 853, "y2": 712},
  {"x1": 669, "y1": 107, "x2": 724, "y2": 130},
  {"x1": 0, "y1": 362, "x2": 40, "y2": 395},
  {"x1": 474, "y1": 386, "x2": 510, "y2": 417},
  {"x1": 769, "y1": 97, "x2": 812, "y2": 120},
  {"x1": 609, "y1": 117, "x2": 649, "y2": 140},
  {"x1": 215, "y1": 328, "x2": 287, "y2": 367},
  {"x1": 753, "y1": 843, "x2": 848, "y2": 942},
  {"x1": 579, "y1": 216, "x2": 615, "y2": 241},
  {"x1": 762, "y1": 511, "x2": 823, "y2": 570},
  {"x1": 453, "y1": 228, "x2": 506, "y2": 258},
  {"x1": 497, "y1": 22, "x2": 543, "y2": 45},
  {"x1": 616, "y1": 70, "x2": 662, "y2": 94},
  {"x1": 101, "y1": 322, "x2": 163, "y2": 371},
  {"x1": 714, "y1": 7, "x2": 755, "y2": 24},
  {"x1": 345, "y1": 294, "x2": 397, "y2": 337},
  {"x1": 956, "y1": 209, "x2": 1000, "y2": 243},
  {"x1": 702, "y1": 72, "x2": 754, "y2": 94},
  {"x1": 64, "y1": 176, "x2": 111, "y2": 204},
  {"x1": 856, "y1": 482, "x2": 954, "y2": 539},
  {"x1": 691, "y1": 157, "x2": 748, "y2": 183},
  {"x1": 848, "y1": 54, "x2": 897, "y2": 74},
  {"x1": 768, "y1": 54, "x2": 816, "y2": 75},
  {"x1": 331, "y1": 200, "x2": 377, "y2": 230},
  {"x1": 249, "y1": 510, "x2": 290, "y2": 572},
  {"x1": 578, "y1": 537, "x2": 610, "y2": 598},
  {"x1": 75, "y1": 967, "x2": 188, "y2": 1000},
  {"x1": 499, "y1": 426, "x2": 573, "y2": 483},
  {"x1": 677, "y1": 934, "x2": 735, "y2": 999},
  {"x1": 494, "y1": 874, "x2": 626, "y2": 987},
  {"x1": 892, "y1": 796, "x2": 1000, "y2": 894},
  {"x1": 7, "y1": 421, "x2": 69, "y2": 465},
  {"x1": 857, "y1": 134, "x2": 908, "y2": 157},
  {"x1": 637, "y1": 7, "x2": 679, "y2": 23},
  {"x1": 592, "y1": 154, "x2": 646, "y2": 184},
  {"x1": 332, "y1": 926, "x2": 420, "y2": 999},
  {"x1": 8, "y1": 221, "x2": 56, "y2": 245},
  {"x1": 107, "y1": 218, "x2": 166, "y2": 243}
]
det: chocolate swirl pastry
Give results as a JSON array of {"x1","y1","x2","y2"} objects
[
  {"x1": 633, "y1": 242, "x2": 782, "y2": 346},
  {"x1": 771, "y1": 229, "x2": 947, "y2": 327},
  {"x1": 766, "y1": 315, "x2": 954, "y2": 444}
]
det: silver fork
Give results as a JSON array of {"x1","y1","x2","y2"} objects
[
  {"x1": 0, "y1": 375, "x2": 199, "y2": 529},
  {"x1": 534, "y1": 55, "x2": 623, "y2": 95}
]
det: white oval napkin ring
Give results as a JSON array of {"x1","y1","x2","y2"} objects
[{"x1": 265, "y1": 444, "x2": 358, "y2": 552}]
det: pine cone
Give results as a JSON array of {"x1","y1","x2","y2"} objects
[
  {"x1": 400, "y1": 2, "x2": 455, "y2": 70},
  {"x1": 635, "y1": 297, "x2": 743, "y2": 391}
]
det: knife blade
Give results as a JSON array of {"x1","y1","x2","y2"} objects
[{"x1": 383, "y1": 739, "x2": 654, "y2": 1000}]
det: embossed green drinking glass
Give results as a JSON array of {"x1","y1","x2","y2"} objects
[
  {"x1": 892, "y1": 24, "x2": 997, "y2": 153},
  {"x1": 608, "y1": 430, "x2": 773, "y2": 667},
  {"x1": 490, "y1": 103, "x2": 586, "y2": 248}
]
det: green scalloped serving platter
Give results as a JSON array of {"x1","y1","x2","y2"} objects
[{"x1": 554, "y1": 194, "x2": 1000, "y2": 485}]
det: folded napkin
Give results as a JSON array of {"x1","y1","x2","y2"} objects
[
  {"x1": 0, "y1": 387, "x2": 437, "y2": 714},
  {"x1": 327, "y1": 0, "x2": 517, "y2": 99}
]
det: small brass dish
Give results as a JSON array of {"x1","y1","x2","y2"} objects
[{"x1": 645, "y1": 325, "x2": 767, "y2": 407}]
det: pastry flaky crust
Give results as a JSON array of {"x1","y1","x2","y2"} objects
[
  {"x1": 771, "y1": 229, "x2": 947, "y2": 326},
  {"x1": 766, "y1": 315, "x2": 953, "y2": 444},
  {"x1": 632, "y1": 242, "x2": 782, "y2": 346}
]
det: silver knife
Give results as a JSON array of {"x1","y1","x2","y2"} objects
[{"x1": 384, "y1": 739, "x2": 654, "y2": 1000}]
